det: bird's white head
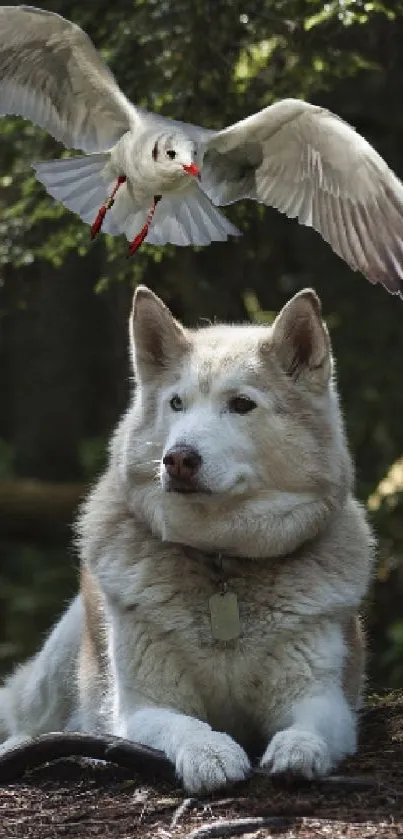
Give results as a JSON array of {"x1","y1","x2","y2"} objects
[{"x1": 151, "y1": 131, "x2": 200, "y2": 179}]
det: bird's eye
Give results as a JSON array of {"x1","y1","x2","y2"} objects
[
  {"x1": 166, "y1": 149, "x2": 176, "y2": 160},
  {"x1": 169, "y1": 394, "x2": 183, "y2": 411},
  {"x1": 228, "y1": 395, "x2": 257, "y2": 415}
]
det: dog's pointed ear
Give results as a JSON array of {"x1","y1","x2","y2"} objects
[
  {"x1": 130, "y1": 286, "x2": 190, "y2": 377},
  {"x1": 269, "y1": 289, "x2": 331, "y2": 389}
]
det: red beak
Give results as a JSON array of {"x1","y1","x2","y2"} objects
[{"x1": 183, "y1": 163, "x2": 200, "y2": 178}]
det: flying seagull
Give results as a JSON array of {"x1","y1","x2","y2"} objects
[{"x1": 1, "y1": 5, "x2": 403, "y2": 294}]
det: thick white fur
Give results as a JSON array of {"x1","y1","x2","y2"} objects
[
  {"x1": 0, "y1": 287, "x2": 375, "y2": 792},
  {"x1": 0, "y1": 597, "x2": 82, "y2": 754}
]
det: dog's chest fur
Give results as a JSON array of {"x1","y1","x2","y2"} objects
[{"x1": 84, "y1": 499, "x2": 366, "y2": 749}]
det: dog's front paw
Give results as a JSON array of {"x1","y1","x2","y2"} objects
[
  {"x1": 261, "y1": 728, "x2": 331, "y2": 779},
  {"x1": 176, "y1": 731, "x2": 251, "y2": 793}
]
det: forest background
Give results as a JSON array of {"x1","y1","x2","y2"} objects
[{"x1": 1, "y1": 0, "x2": 403, "y2": 691}]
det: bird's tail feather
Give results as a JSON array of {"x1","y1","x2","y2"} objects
[
  {"x1": 32, "y1": 154, "x2": 121, "y2": 235},
  {"x1": 113, "y1": 185, "x2": 241, "y2": 247},
  {"x1": 33, "y1": 159, "x2": 241, "y2": 247},
  {"x1": 146, "y1": 187, "x2": 241, "y2": 246}
]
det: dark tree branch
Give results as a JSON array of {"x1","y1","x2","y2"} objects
[
  {"x1": 0, "y1": 732, "x2": 175, "y2": 784},
  {"x1": 0, "y1": 730, "x2": 379, "y2": 800},
  {"x1": 254, "y1": 766, "x2": 378, "y2": 791}
]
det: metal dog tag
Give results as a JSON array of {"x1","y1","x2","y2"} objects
[{"x1": 209, "y1": 591, "x2": 240, "y2": 641}]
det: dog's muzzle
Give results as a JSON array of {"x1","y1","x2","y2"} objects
[{"x1": 162, "y1": 444, "x2": 203, "y2": 493}]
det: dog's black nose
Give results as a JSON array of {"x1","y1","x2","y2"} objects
[{"x1": 163, "y1": 445, "x2": 202, "y2": 480}]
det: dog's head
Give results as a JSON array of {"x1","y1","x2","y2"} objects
[{"x1": 115, "y1": 286, "x2": 352, "y2": 557}]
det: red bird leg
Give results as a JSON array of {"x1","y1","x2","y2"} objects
[
  {"x1": 90, "y1": 175, "x2": 127, "y2": 240},
  {"x1": 128, "y1": 195, "x2": 162, "y2": 257}
]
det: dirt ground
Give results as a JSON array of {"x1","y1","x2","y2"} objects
[{"x1": 1, "y1": 697, "x2": 402, "y2": 839}]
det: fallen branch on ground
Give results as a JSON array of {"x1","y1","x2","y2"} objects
[
  {"x1": 255, "y1": 766, "x2": 379, "y2": 791},
  {"x1": 0, "y1": 731, "x2": 379, "y2": 796},
  {"x1": 0, "y1": 732, "x2": 175, "y2": 784}
]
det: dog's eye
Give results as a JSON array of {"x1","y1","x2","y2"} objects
[
  {"x1": 169, "y1": 394, "x2": 183, "y2": 411},
  {"x1": 228, "y1": 395, "x2": 257, "y2": 415},
  {"x1": 166, "y1": 149, "x2": 176, "y2": 160}
]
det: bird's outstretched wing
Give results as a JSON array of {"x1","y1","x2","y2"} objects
[
  {"x1": 202, "y1": 98, "x2": 403, "y2": 296},
  {"x1": 0, "y1": 5, "x2": 138, "y2": 152}
]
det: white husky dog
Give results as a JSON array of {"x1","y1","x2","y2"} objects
[{"x1": 0, "y1": 285, "x2": 374, "y2": 793}]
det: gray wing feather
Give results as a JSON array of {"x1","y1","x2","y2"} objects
[
  {"x1": 202, "y1": 98, "x2": 403, "y2": 295},
  {"x1": 0, "y1": 5, "x2": 136, "y2": 152}
]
